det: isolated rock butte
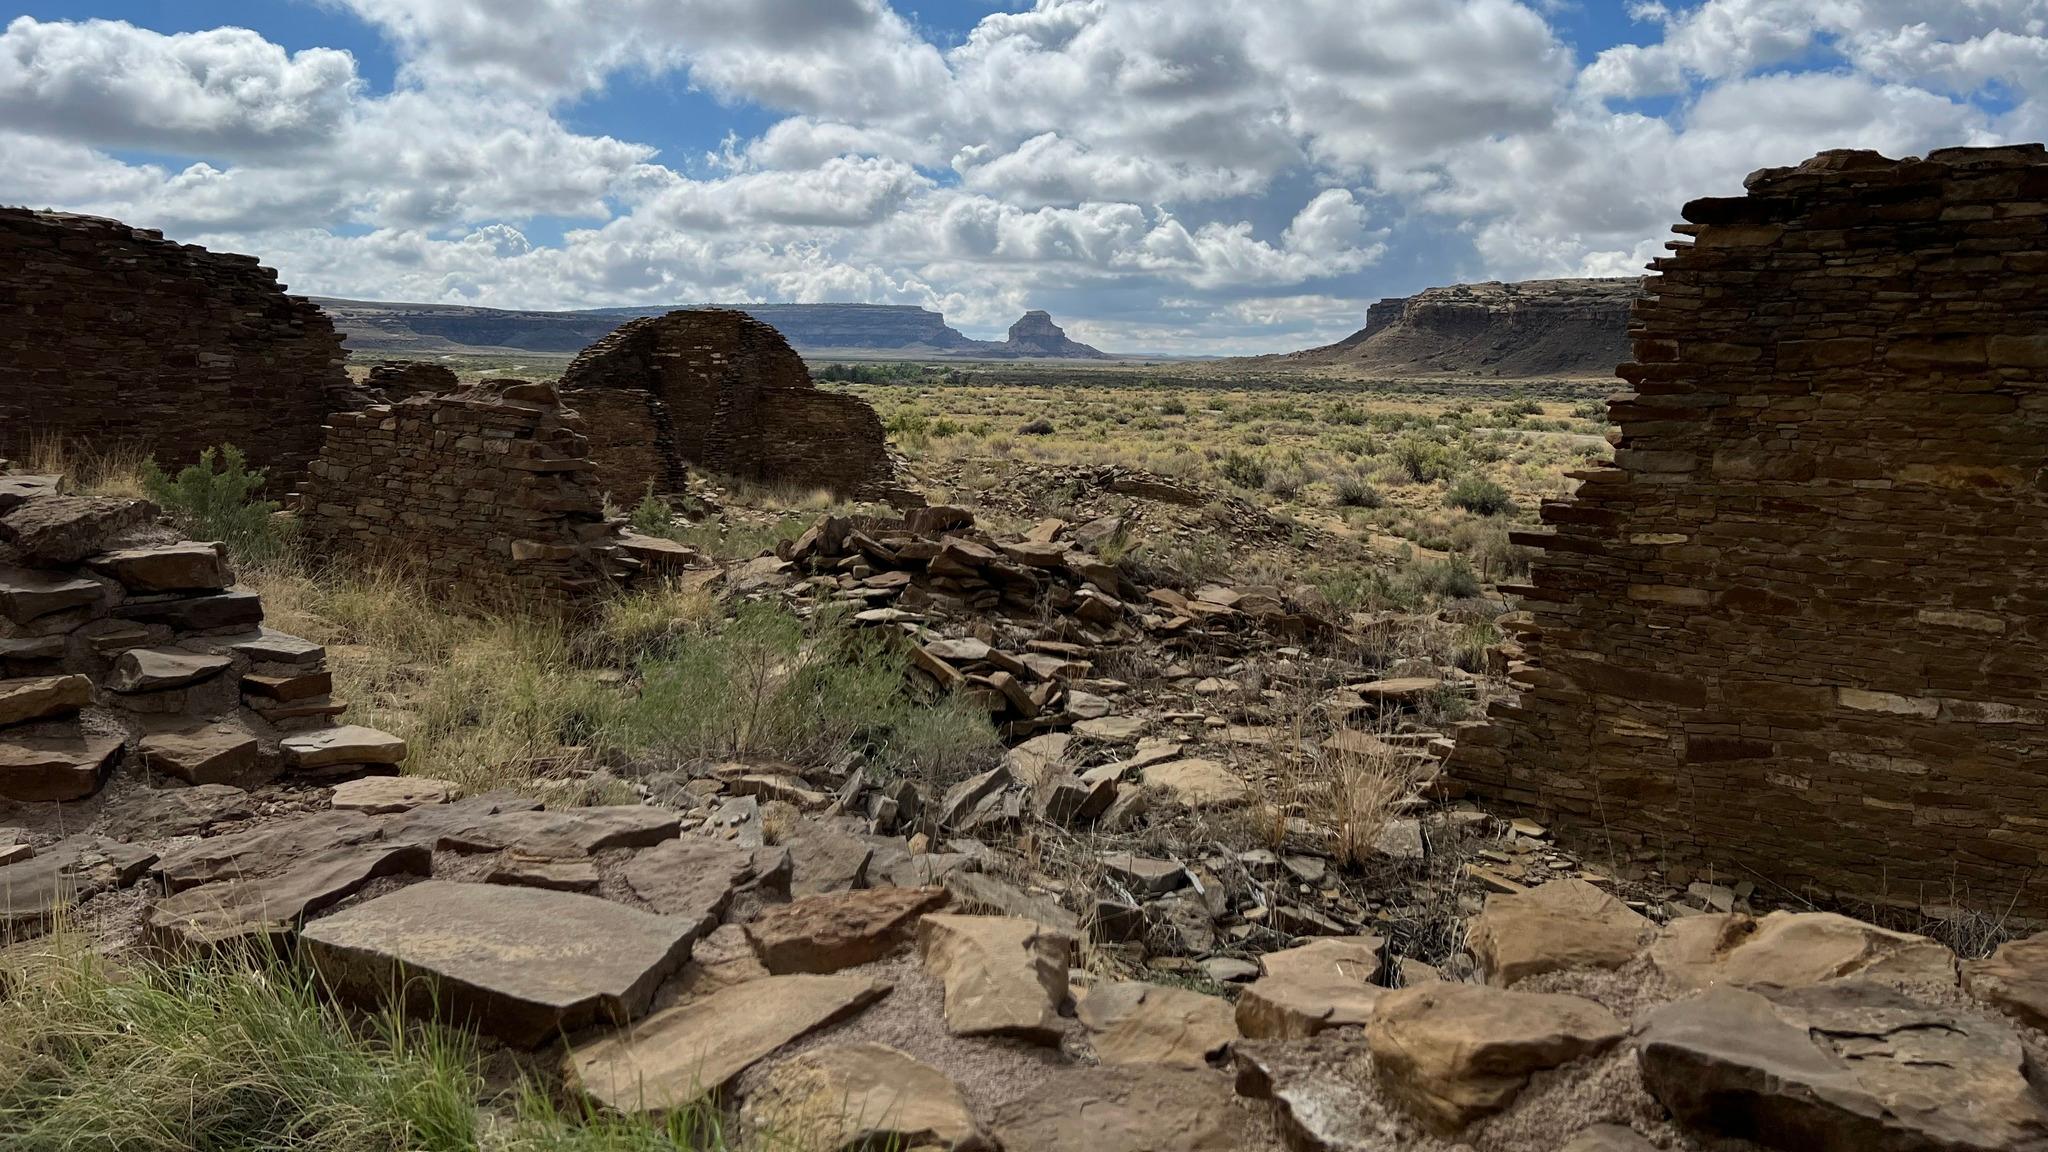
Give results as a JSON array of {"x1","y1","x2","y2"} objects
[
  {"x1": 998, "y1": 310, "x2": 1109, "y2": 359},
  {"x1": 558, "y1": 308, "x2": 905, "y2": 502},
  {"x1": 1276, "y1": 276, "x2": 1640, "y2": 378},
  {"x1": 301, "y1": 880, "x2": 700, "y2": 1048}
]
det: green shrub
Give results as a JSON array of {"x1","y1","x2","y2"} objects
[
  {"x1": 1395, "y1": 555, "x2": 1482, "y2": 601},
  {"x1": 1159, "y1": 396, "x2": 1188, "y2": 416},
  {"x1": 1391, "y1": 433, "x2": 1459, "y2": 483},
  {"x1": 1445, "y1": 475, "x2": 1514, "y2": 515},
  {"x1": 1333, "y1": 474, "x2": 1383, "y2": 509},
  {"x1": 627, "y1": 489, "x2": 678, "y2": 538},
  {"x1": 140, "y1": 445, "x2": 293, "y2": 567},
  {"x1": 1219, "y1": 449, "x2": 1270, "y2": 490}
]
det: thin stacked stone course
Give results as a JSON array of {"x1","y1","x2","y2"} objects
[
  {"x1": 1450, "y1": 145, "x2": 2048, "y2": 916},
  {"x1": 298, "y1": 380, "x2": 633, "y2": 604},
  {"x1": 558, "y1": 308, "x2": 910, "y2": 504},
  {"x1": 0, "y1": 208, "x2": 350, "y2": 488}
]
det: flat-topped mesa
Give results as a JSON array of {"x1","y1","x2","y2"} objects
[
  {"x1": 0, "y1": 477, "x2": 398, "y2": 806},
  {"x1": 558, "y1": 308, "x2": 912, "y2": 505},
  {"x1": 0, "y1": 208, "x2": 352, "y2": 490},
  {"x1": 1287, "y1": 277, "x2": 1643, "y2": 378},
  {"x1": 1448, "y1": 145, "x2": 2048, "y2": 917},
  {"x1": 298, "y1": 380, "x2": 636, "y2": 605},
  {"x1": 998, "y1": 311, "x2": 1109, "y2": 359}
]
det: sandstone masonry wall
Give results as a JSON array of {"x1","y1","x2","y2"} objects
[
  {"x1": 558, "y1": 309, "x2": 906, "y2": 503},
  {"x1": 0, "y1": 209, "x2": 349, "y2": 488},
  {"x1": 1451, "y1": 146, "x2": 2048, "y2": 916},
  {"x1": 299, "y1": 381, "x2": 630, "y2": 604}
]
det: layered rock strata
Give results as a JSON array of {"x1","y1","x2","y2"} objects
[
  {"x1": 1285, "y1": 277, "x2": 1641, "y2": 378},
  {"x1": 1450, "y1": 146, "x2": 2048, "y2": 916},
  {"x1": 0, "y1": 209, "x2": 350, "y2": 488},
  {"x1": 558, "y1": 309, "x2": 909, "y2": 503},
  {"x1": 299, "y1": 380, "x2": 634, "y2": 604}
]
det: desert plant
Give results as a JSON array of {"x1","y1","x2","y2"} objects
[
  {"x1": 1017, "y1": 417, "x2": 1056, "y2": 436},
  {"x1": 1332, "y1": 474, "x2": 1383, "y2": 509},
  {"x1": 140, "y1": 444, "x2": 294, "y2": 567},
  {"x1": 1445, "y1": 474, "x2": 1514, "y2": 515},
  {"x1": 1219, "y1": 449, "x2": 1269, "y2": 491}
]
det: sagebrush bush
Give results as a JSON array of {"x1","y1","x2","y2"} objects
[
  {"x1": 1333, "y1": 474, "x2": 1383, "y2": 508},
  {"x1": 140, "y1": 444, "x2": 294, "y2": 567},
  {"x1": 1391, "y1": 433, "x2": 1460, "y2": 483},
  {"x1": 1445, "y1": 474, "x2": 1514, "y2": 515},
  {"x1": 1219, "y1": 449, "x2": 1270, "y2": 490}
]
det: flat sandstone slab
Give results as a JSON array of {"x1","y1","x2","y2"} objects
[{"x1": 301, "y1": 880, "x2": 700, "y2": 1048}]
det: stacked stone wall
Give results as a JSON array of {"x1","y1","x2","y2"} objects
[
  {"x1": 1451, "y1": 145, "x2": 2048, "y2": 916},
  {"x1": 558, "y1": 309, "x2": 905, "y2": 503},
  {"x1": 0, "y1": 209, "x2": 349, "y2": 488},
  {"x1": 299, "y1": 381, "x2": 629, "y2": 604}
]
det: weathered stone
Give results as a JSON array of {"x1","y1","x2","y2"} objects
[
  {"x1": 784, "y1": 818, "x2": 873, "y2": 896},
  {"x1": 106, "y1": 648, "x2": 233, "y2": 693},
  {"x1": 139, "y1": 723, "x2": 260, "y2": 785},
  {"x1": 1367, "y1": 983, "x2": 1625, "y2": 1135},
  {"x1": 240, "y1": 670, "x2": 333, "y2": 701},
  {"x1": 431, "y1": 805, "x2": 680, "y2": 858},
  {"x1": 747, "y1": 886, "x2": 948, "y2": 974},
  {"x1": 1079, "y1": 980, "x2": 1238, "y2": 1068},
  {"x1": 0, "y1": 495, "x2": 154, "y2": 565},
  {"x1": 153, "y1": 809, "x2": 384, "y2": 892},
  {"x1": 743, "y1": 1043, "x2": 989, "y2": 1152},
  {"x1": 940, "y1": 871, "x2": 1081, "y2": 935},
  {"x1": 100, "y1": 783, "x2": 253, "y2": 840},
  {"x1": 918, "y1": 913, "x2": 1074, "y2": 1042},
  {"x1": 1074, "y1": 715, "x2": 1148, "y2": 741},
  {"x1": 1650, "y1": 911, "x2": 1956, "y2": 992},
  {"x1": 1469, "y1": 878, "x2": 1654, "y2": 986},
  {"x1": 1236, "y1": 936, "x2": 1386, "y2": 1040},
  {"x1": 87, "y1": 544, "x2": 229, "y2": 593},
  {"x1": 1964, "y1": 931, "x2": 2048, "y2": 1031},
  {"x1": 0, "y1": 835, "x2": 156, "y2": 935},
  {"x1": 1639, "y1": 980, "x2": 2048, "y2": 1152},
  {"x1": 1100, "y1": 853, "x2": 1186, "y2": 895},
  {"x1": 280, "y1": 725, "x2": 407, "y2": 773},
  {"x1": 938, "y1": 764, "x2": 1009, "y2": 827},
  {"x1": 1142, "y1": 758, "x2": 1251, "y2": 807},
  {"x1": 566, "y1": 974, "x2": 891, "y2": 1110},
  {"x1": 990, "y1": 1066, "x2": 1252, "y2": 1152},
  {"x1": 330, "y1": 775, "x2": 458, "y2": 814},
  {"x1": 303, "y1": 880, "x2": 700, "y2": 1049},
  {"x1": 145, "y1": 842, "x2": 428, "y2": 954},
  {"x1": 221, "y1": 627, "x2": 326, "y2": 666},
  {"x1": 0, "y1": 565, "x2": 104, "y2": 624},
  {"x1": 0, "y1": 675, "x2": 92, "y2": 727},
  {"x1": 1562, "y1": 1125, "x2": 1660, "y2": 1152},
  {"x1": 0, "y1": 730, "x2": 124, "y2": 801},
  {"x1": 113, "y1": 590, "x2": 264, "y2": 631},
  {"x1": 487, "y1": 856, "x2": 600, "y2": 893},
  {"x1": 624, "y1": 836, "x2": 789, "y2": 920}
]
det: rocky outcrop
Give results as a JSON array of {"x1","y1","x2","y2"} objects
[
  {"x1": 1450, "y1": 146, "x2": 2048, "y2": 918},
  {"x1": 994, "y1": 311, "x2": 1109, "y2": 359},
  {"x1": 1279, "y1": 277, "x2": 1641, "y2": 378},
  {"x1": 558, "y1": 309, "x2": 908, "y2": 503},
  {"x1": 0, "y1": 209, "x2": 351, "y2": 489},
  {"x1": 298, "y1": 380, "x2": 636, "y2": 604}
]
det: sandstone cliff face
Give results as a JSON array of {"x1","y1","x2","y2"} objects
[
  {"x1": 995, "y1": 311, "x2": 1109, "y2": 359},
  {"x1": 1286, "y1": 277, "x2": 1643, "y2": 378}
]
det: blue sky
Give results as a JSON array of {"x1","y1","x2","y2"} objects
[{"x1": 2, "y1": 1, "x2": 2041, "y2": 352}]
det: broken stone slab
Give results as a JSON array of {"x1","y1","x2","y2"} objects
[
  {"x1": 113, "y1": 589, "x2": 264, "y2": 632},
  {"x1": 138, "y1": 722, "x2": 261, "y2": 785},
  {"x1": 100, "y1": 783, "x2": 254, "y2": 841},
  {"x1": 990, "y1": 1065, "x2": 1252, "y2": 1152},
  {"x1": 1142, "y1": 758, "x2": 1251, "y2": 808},
  {"x1": 145, "y1": 841, "x2": 430, "y2": 955},
  {"x1": 919, "y1": 913, "x2": 1074, "y2": 1043},
  {"x1": 1079, "y1": 980, "x2": 1238, "y2": 1069},
  {"x1": 431, "y1": 805, "x2": 680, "y2": 859},
  {"x1": 1350, "y1": 677, "x2": 1443, "y2": 705},
  {"x1": 106, "y1": 648, "x2": 233, "y2": 693},
  {"x1": 0, "y1": 564, "x2": 106, "y2": 624},
  {"x1": 925, "y1": 637, "x2": 992, "y2": 663},
  {"x1": 742, "y1": 1043, "x2": 990, "y2": 1151},
  {"x1": 1649, "y1": 910, "x2": 1957, "y2": 992},
  {"x1": 0, "y1": 729, "x2": 124, "y2": 802},
  {"x1": 1964, "y1": 931, "x2": 2048, "y2": 1031},
  {"x1": 303, "y1": 880, "x2": 701, "y2": 1049},
  {"x1": 0, "y1": 495, "x2": 154, "y2": 565},
  {"x1": 240, "y1": 670, "x2": 334, "y2": 702},
  {"x1": 566, "y1": 974, "x2": 891, "y2": 1111},
  {"x1": 783, "y1": 817, "x2": 873, "y2": 897},
  {"x1": 1100, "y1": 852, "x2": 1187, "y2": 895},
  {"x1": 940, "y1": 871, "x2": 1081, "y2": 935},
  {"x1": 86, "y1": 543, "x2": 230, "y2": 593},
  {"x1": 623, "y1": 836, "x2": 789, "y2": 921},
  {"x1": 938, "y1": 763, "x2": 1010, "y2": 827},
  {"x1": 1639, "y1": 979, "x2": 2048, "y2": 1152},
  {"x1": 221, "y1": 627, "x2": 326, "y2": 666},
  {"x1": 280, "y1": 726, "x2": 407, "y2": 774},
  {"x1": 0, "y1": 475, "x2": 58, "y2": 514},
  {"x1": 1073, "y1": 715, "x2": 1148, "y2": 742},
  {"x1": 1367, "y1": 983, "x2": 1625, "y2": 1135},
  {"x1": 1468, "y1": 878, "x2": 1655, "y2": 987},
  {"x1": 747, "y1": 886, "x2": 950, "y2": 974},
  {"x1": 1037, "y1": 772, "x2": 1115, "y2": 824},
  {"x1": 0, "y1": 674, "x2": 92, "y2": 727},
  {"x1": 1236, "y1": 935, "x2": 1386, "y2": 1041},
  {"x1": 330, "y1": 775, "x2": 458, "y2": 814},
  {"x1": 487, "y1": 855, "x2": 600, "y2": 893},
  {"x1": 0, "y1": 835, "x2": 157, "y2": 935},
  {"x1": 154, "y1": 809, "x2": 386, "y2": 893}
]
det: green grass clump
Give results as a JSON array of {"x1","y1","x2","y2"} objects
[{"x1": 140, "y1": 444, "x2": 295, "y2": 567}]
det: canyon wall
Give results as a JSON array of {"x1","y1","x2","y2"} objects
[
  {"x1": 558, "y1": 309, "x2": 907, "y2": 503},
  {"x1": 1285, "y1": 277, "x2": 1642, "y2": 378},
  {"x1": 0, "y1": 209, "x2": 349, "y2": 487},
  {"x1": 1450, "y1": 146, "x2": 2048, "y2": 916}
]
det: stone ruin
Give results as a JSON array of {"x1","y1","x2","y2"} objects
[
  {"x1": 1451, "y1": 145, "x2": 2048, "y2": 917},
  {"x1": 0, "y1": 208, "x2": 351, "y2": 488},
  {"x1": 298, "y1": 380, "x2": 657, "y2": 604},
  {"x1": 0, "y1": 474, "x2": 404, "y2": 811},
  {"x1": 558, "y1": 308, "x2": 909, "y2": 504},
  {"x1": 350, "y1": 359, "x2": 460, "y2": 406}
]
